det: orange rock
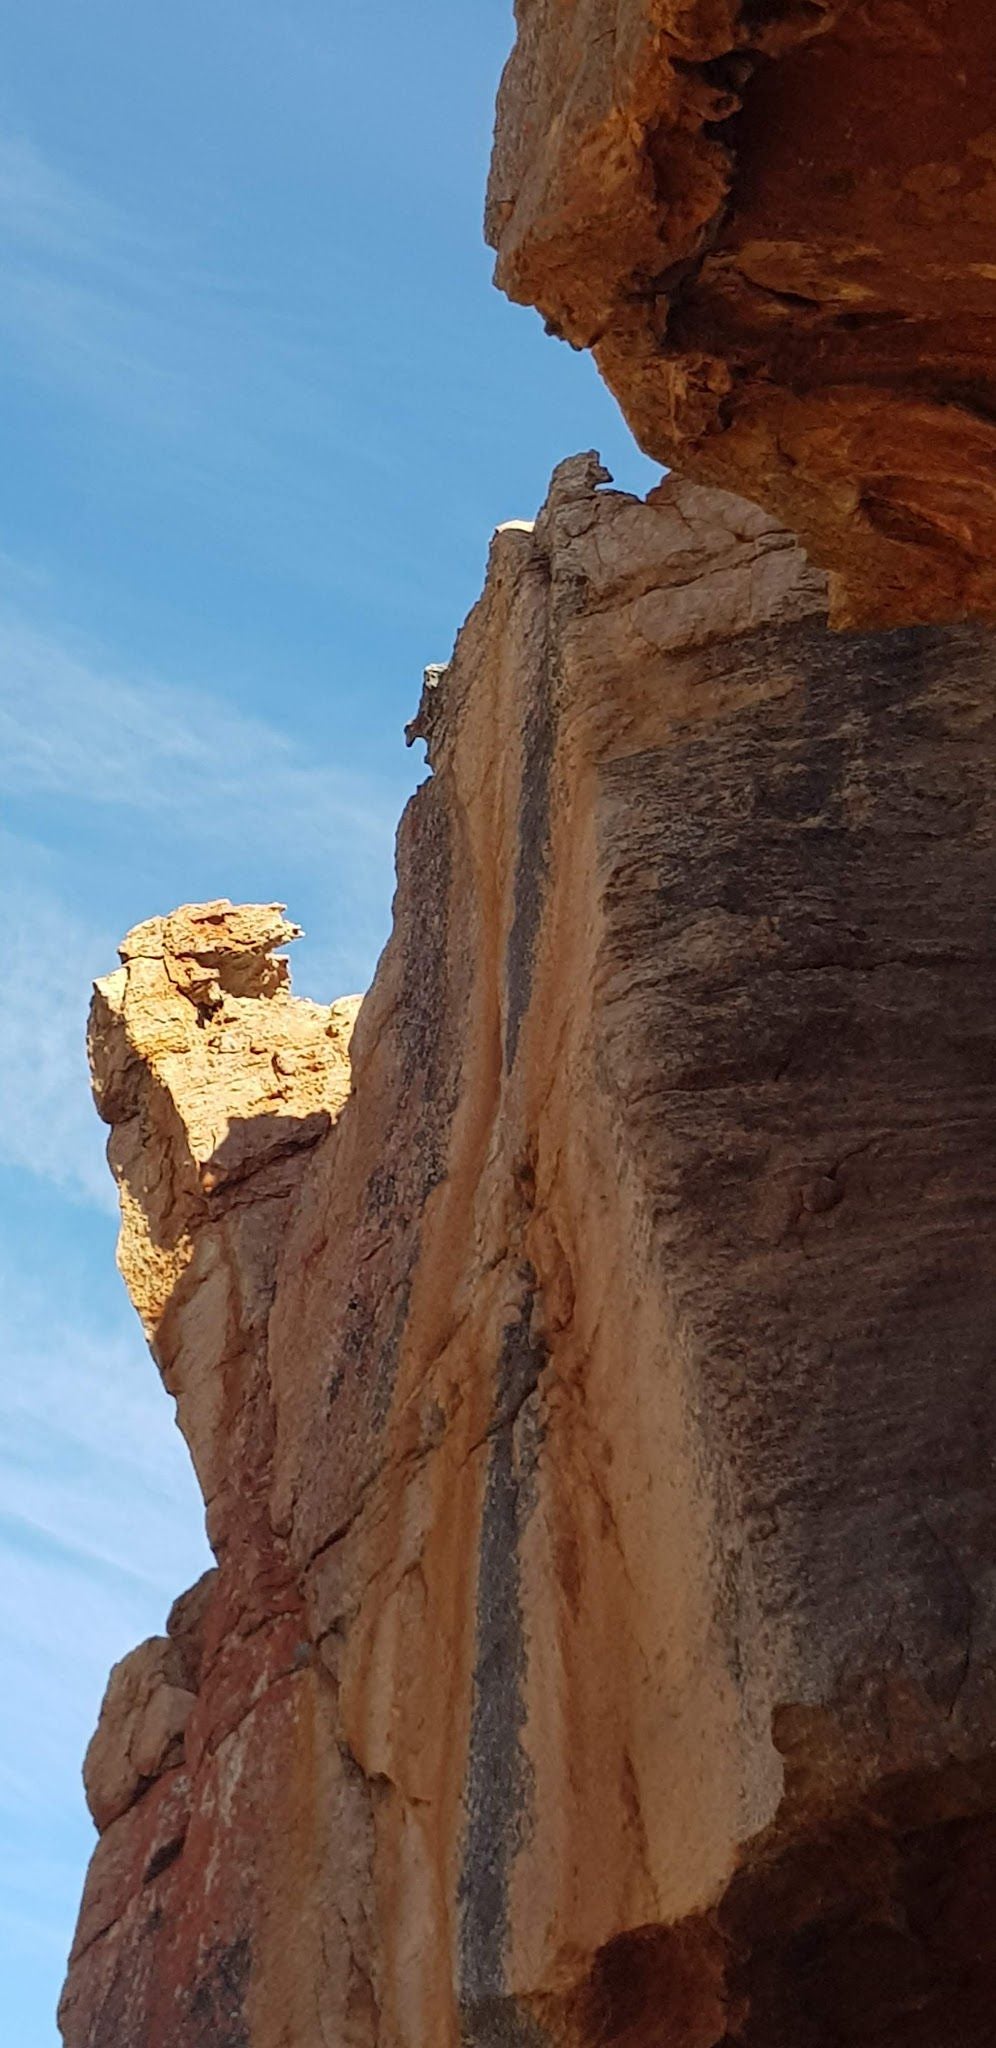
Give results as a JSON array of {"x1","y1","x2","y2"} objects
[
  {"x1": 62, "y1": 470, "x2": 996, "y2": 2046},
  {"x1": 83, "y1": 1637, "x2": 196, "y2": 1832},
  {"x1": 487, "y1": 0, "x2": 996, "y2": 627}
]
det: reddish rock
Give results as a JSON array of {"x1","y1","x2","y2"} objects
[
  {"x1": 61, "y1": 903, "x2": 365, "y2": 2048},
  {"x1": 83, "y1": 1638, "x2": 196, "y2": 1833},
  {"x1": 62, "y1": 473, "x2": 996, "y2": 2047},
  {"x1": 487, "y1": 0, "x2": 996, "y2": 627}
]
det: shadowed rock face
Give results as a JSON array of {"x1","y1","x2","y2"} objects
[
  {"x1": 486, "y1": 1, "x2": 996, "y2": 629},
  {"x1": 61, "y1": 469, "x2": 996, "y2": 2048}
]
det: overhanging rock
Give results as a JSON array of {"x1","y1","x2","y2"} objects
[{"x1": 487, "y1": 2, "x2": 996, "y2": 628}]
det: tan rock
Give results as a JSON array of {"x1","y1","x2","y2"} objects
[
  {"x1": 83, "y1": 1637, "x2": 194, "y2": 1831},
  {"x1": 487, "y1": 0, "x2": 996, "y2": 627},
  {"x1": 64, "y1": 901, "x2": 369, "y2": 2048},
  {"x1": 87, "y1": 900, "x2": 360, "y2": 1540},
  {"x1": 62, "y1": 469, "x2": 996, "y2": 2047}
]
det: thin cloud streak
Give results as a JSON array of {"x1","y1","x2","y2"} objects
[
  {"x1": 0, "y1": 1249, "x2": 210, "y2": 1824},
  {"x1": 0, "y1": 135, "x2": 199, "y2": 433},
  {"x1": 0, "y1": 872, "x2": 114, "y2": 1207},
  {"x1": 0, "y1": 132, "x2": 422, "y2": 484},
  {"x1": 0, "y1": 136, "x2": 147, "y2": 268},
  {"x1": 0, "y1": 607, "x2": 393, "y2": 849}
]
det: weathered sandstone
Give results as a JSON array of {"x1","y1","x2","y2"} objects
[
  {"x1": 61, "y1": 903, "x2": 363, "y2": 2048},
  {"x1": 62, "y1": 465, "x2": 996, "y2": 2047},
  {"x1": 487, "y1": 1, "x2": 996, "y2": 628}
]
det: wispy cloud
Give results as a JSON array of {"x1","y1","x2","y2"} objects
[
  {"x1": 0, "y1": 606, "x2": 392, "y2": 849},
  {"x1": 0, "y1": 1244, "x2": 211, "y2": 1785},
  {"x1": 1, "y1": 1275, "x2": 205, "y2": 1617},
  {"x1": 0, "y1": 134, "x2": 195, "y2": 430},
  {"x1": 0, "y1": 863, "x2": 113, "y2": 1207},
  {"x1": 0, "y1": 132, "x2": 401, "y2": 478},
  {"x1": 0, "y1": 128, "x2": 532, "y2": 640},
  {"x1": 0, "y1": 136, "x2": 139, "y2": 267}
]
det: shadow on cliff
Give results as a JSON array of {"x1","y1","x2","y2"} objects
[
  {"x1": 196, "y1": 1108, "x2": 334, "y2": 1204},
  {"x1": 572, "y1": 1751, "x2": 996, "y2": 2048},
  {"x1": 128, "y1": 1094, "x2": 337, "y2": 1256}
]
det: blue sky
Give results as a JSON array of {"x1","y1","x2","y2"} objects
[{"x1": 0, "y1": 6, "x2": 657, "y2": 2040}]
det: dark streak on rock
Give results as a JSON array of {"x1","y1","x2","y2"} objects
[
  {"x1": 334, "y1": 780, "x2": 462, "y2": 1454},
  {"x1": 594, "y1": 614, "x2": 996, "y2": 1697},
  {"x1": 504, "y1": 602, "x2": 555, "y2": 1073},
  {"x1": 142, "y1": 1831, "x2": 186, "y2": 1885},
  {"x1": 399, "y1": 778, "x2": 455, "y2": 1110},
  {"x1": 458, "y1": 1287, "x2": 550, "y2": 2048},
  {"x1": 187, "y1": 1935, "x2": 252, "y2": 2048}
]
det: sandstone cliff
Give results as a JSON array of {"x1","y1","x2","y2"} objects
[
  {"x1": 62, "y1": 459, "x2": 996, "y2": 2048},
  {"x1": 486, "y1": 0, "x2": 996, "y2": 628}
]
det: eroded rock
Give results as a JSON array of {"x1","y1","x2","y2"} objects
[
  {"x1": 487, "y1": 0, "x2": 996, "y2": 627},
  {"x1": 61, "y1": 905, "x2": 365, "y2": 2048},
  {"x1": 83, "y1": 1639, "x2": 196, "y2": 1833},
  {"x1": 62, "y1": 475, "x2": 996, "y2": 2048}
]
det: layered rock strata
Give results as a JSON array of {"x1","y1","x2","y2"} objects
[
  {"x1": 487, "y1": 1, "x2": 996, "y2": 628},
  {"x1": 63, "y1": 463, "x2": 996, "y2": 2047}
]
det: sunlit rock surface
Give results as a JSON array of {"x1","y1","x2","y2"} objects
[{"x1": 62, "y1": 470, "x2": 996, "y2": 2047}]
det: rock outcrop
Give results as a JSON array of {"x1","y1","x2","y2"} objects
[
  {"x1": 62, "y1": 903, "x2": 363, "y2": 2048},
  {"x1": 486, "y1": 1, "x2": 996, "y2": 628},
  {"x1": 62, "y1": 462, "x2": 996, "y2": 2048}
]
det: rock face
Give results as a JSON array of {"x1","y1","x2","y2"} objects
[
  {"x1": 61, "y1": 903, "x2": 363, "y2": 2048},
  {"x1": 61, "y1": 463, "x2": 996, "y2": 2047},
  {"x1": 486, "y1": 1, "x2": 996, "y2": 628}
]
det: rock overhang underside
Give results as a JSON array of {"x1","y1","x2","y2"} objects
[{"x1": 486, "y1": 0, "x2": 996, "y2": 628}]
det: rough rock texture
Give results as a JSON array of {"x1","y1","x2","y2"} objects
[
  {"x1": 61, "y1": 903, "x2": 363, "y2": 2048},
  {"x1": 62, "y1": 467, "x2": 996, "y2": 2048},
  {"x1": 487, "y1": 1, "x2": 996, "y2": 628}
]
